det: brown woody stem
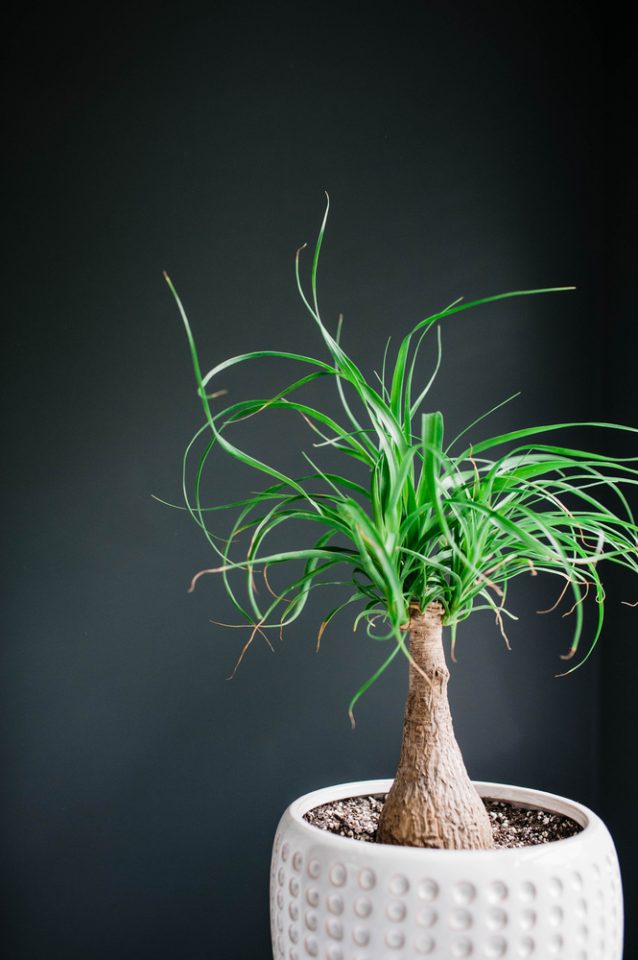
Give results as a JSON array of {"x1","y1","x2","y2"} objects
[{"x1": 377, "y1": 602, "x2": 494, "y2": 849}]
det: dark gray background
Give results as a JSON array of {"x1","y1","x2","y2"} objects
[{"x1": 3, "y1": 3, "x2": 636, "y2": 958}]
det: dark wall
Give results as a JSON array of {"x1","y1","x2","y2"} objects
[
  {"x1": 3, "y1": 3, "x2": 635, "y2": 958},
  {"x1": 601, "y1": 27, "x2": 638, "y2": 960}
]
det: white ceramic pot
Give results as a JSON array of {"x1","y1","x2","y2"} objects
[{"x1": 270, "y1": 779, "x2": 622, "y2": 960}]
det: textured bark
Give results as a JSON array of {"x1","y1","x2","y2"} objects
[{"x1": 377, "y1": 602, "x2": 494, "y2": 849}]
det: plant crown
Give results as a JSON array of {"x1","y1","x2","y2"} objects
[{"x1": 163, "y1": 199, "x2": 638, "y2": 717}]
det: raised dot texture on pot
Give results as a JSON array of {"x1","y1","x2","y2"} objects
[
  {"x1": 450, "y1": 909, "x2": 472, "y2": 931},
  {"x1": 452, "y1": 881, "x2": 476, "y2": 905},
  {"x1": 305, "y1": 888, "x2": 319, "y2": 907},
  {"x1": 576, "y1": 924, "x2": 589, "y2": 946},
  {"x1": 353, "y1": 926, "x2": 370, "y2": 946},
  {"x1": 327, "y1": 893, "x2": 343, "y2": 915},
  {"x1": 417, "y1": 907, "x2": 437, "y2": 928},
  {"x1": 389, "y1": 874, "x2": 409, "y2": 895},
  {"x1": 386, "y1": 900, "x2": 406, "y2": 922},
  {"x1": 385, "y1": 929, "x2": 405, "y2": 949},
  {"x1": 354, "y1": 896, "x2": 372, "y2": 918},
  {"x1": 450, "y1": 938, "x2": 472, "y2": 958},
  {"x1": 517, "y1": 939, "x2": 535, "y2": 958},
  {"x1": 519, "y1": 909, "x2": 536, "y2": 931},
  {"x1": 358, "y1": 868, "x2": 376, "y2": 890},
  {"x1": 487, "y1": 881, "x2": 508, "y2": 903},
  {"x1": 487, "y1": 907, "x2": 507, "y2": 931},
  {"x1": 330, "y1": 863, "x2": 346, "y2": 887},
  {"x1": 484, "y1": 937, "x2": 506, "y2": 957},
  {"x1": 575, "y1": 899, "x2": 588, "y2": 920},
  {"x1": 548, "y1": 877, "x2": 563, "y2": 898},
  {"x1": 415, "y1": 935, "x2": 435, "y2": 955},
  {"x1": 326, "y1": 918, "x2": 343, "y2": 940},
  {"x1": 307, "y1": 859, "x2": 321, "y2": 879},
  {"x1": 417, "y1": 879, "x2": 439, "y2": 901},
  {"x1": 303, "y1": 935, "x2": 318, "y2": 957}
]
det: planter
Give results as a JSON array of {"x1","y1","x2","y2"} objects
[{"x1": 270, "y1": 779, "x2": 622, "y2": 960}]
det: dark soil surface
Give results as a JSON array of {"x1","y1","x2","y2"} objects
[{"x1": 303, "y1": 794, "x2": 582, "y2": 847}]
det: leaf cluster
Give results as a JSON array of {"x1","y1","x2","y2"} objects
[{"x1": 163, "y1": 199, "x2": 638, "y2": 716}]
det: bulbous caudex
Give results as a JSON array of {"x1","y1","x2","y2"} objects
[{"x1": 377, "y1": 602, "x2": 494, "y2": 849}]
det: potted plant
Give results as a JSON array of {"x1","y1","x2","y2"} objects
[{"x1": 164, "y1": 199, "x2": 633, "y2": 959}]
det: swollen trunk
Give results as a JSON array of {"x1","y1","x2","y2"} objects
[{"x1": 377, "y1": 602, "x2": 494, "y2": 849}]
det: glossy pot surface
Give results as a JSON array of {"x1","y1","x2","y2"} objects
[{"x1": 270, "y1": 779, "x2": 623, "y2": 960}]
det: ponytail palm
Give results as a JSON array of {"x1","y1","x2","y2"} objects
[{"x1": 164, "y1": 199, "x2": 638, "y2": 849}]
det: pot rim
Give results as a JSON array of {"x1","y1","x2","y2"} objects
[{"x1": 287, "y1": 779, "x2": 601, "y2": 858}]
